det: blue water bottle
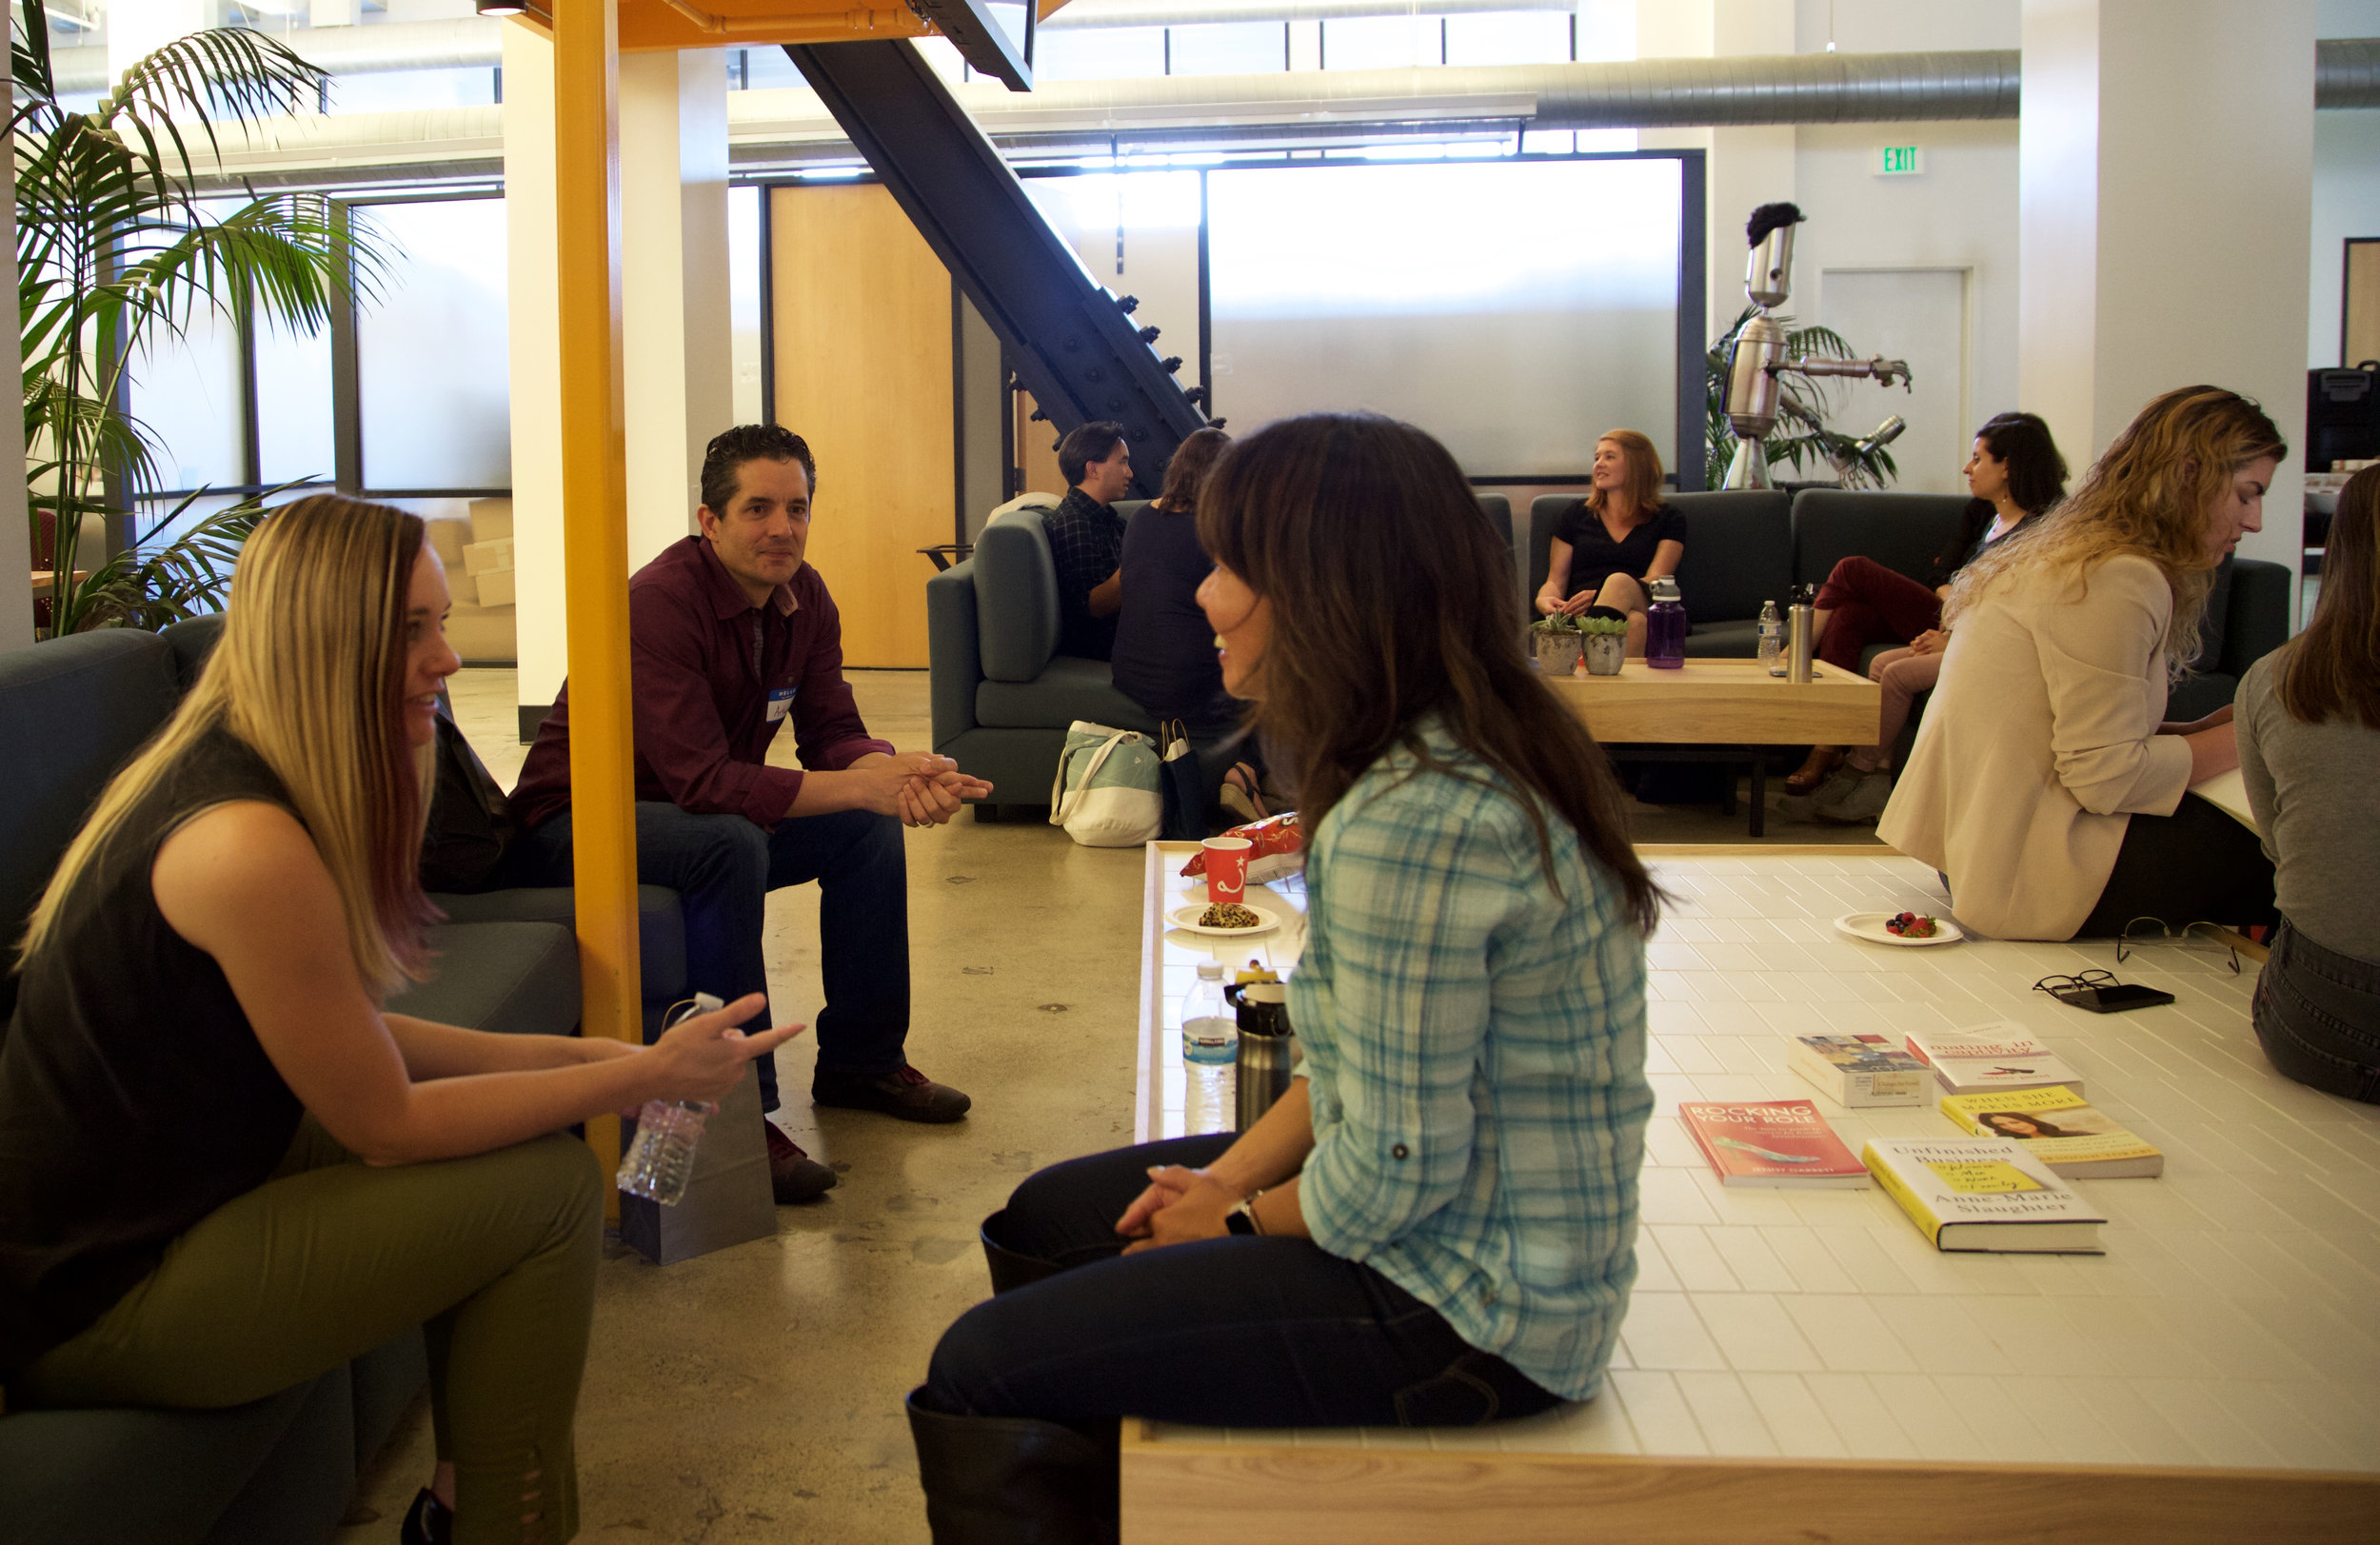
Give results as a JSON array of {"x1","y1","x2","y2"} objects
[{"x1": 1645, "y1": 576, "x2": 1688, "y2": 669}]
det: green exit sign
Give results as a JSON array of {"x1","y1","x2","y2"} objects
[{"x1": 1877, "y1": 145, "x2": 1925, "y2": 176}]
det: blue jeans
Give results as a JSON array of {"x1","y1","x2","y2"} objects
[
  {"x1": 510, "y1": 802, "x2": 910, "y2": 1111},
  {"x1": 2253, "y1": 916, "x2": 2380, "y2": 1104},
  {"x1": 919, "y1": 1135, "x2": 1561, "y2": 1429}
]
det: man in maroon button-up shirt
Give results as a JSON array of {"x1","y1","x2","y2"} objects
[{"x1": 507, "y1": 426, "x2": 991, "y2": 1203}]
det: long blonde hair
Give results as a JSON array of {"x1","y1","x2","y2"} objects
[
  {"x1": 1946, "y1": 386, "x2": 2286, "y2": 676},
  {"x1": 19, "y1": 496, "x2": 438, "y2": 998}
]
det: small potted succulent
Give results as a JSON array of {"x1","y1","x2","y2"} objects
[
  {"x1": 1578, "y1": 614, "x2": 1629, "y2": 676},
  {"x1": 1530, "y1": 612, "x2": 1584, "y2": 674}
]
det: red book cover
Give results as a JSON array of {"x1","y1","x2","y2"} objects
[{"x1": 1678, "y1": 1099, "x2": 1872, "y2": 1188}]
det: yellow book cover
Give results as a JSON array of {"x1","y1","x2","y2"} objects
[
  {"x1": 1862, "y1": 1138, "x2": 2107, "y2": 1253},
  {"x1": 1938, "y1": 1085, "x2": 2164, "y2": 1179}
]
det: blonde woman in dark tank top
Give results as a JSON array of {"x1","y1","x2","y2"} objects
[{"x1": 0, "y1": 497, "x2": 798, "y2": 1545}]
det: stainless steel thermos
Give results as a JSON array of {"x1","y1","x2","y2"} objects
[
  {"x1": 1230, "y1": 981, "x2": 1295, "y2": 1130},
  {"x1": 1787, "y1": 586, "x2": 1815, "y2": 683}
]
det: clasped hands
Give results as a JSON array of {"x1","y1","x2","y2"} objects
[
  {"x1": 859, "y1": 753, "x2": 994, "y2": 827},
  {"x1": 1115, "y1": 1164, "x2": 1241, "y2": 1255}
]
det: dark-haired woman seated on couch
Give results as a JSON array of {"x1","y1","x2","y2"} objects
[
  {"x1": 1786, "y1": 411, "x2": 2069, "y2": 819},
  {"x1": 903, "y1": 413, "x2": 1657, "y2": 1541},
  {"x1": 2238, "y1": 463, "x2": 2380, "y2": 1103},
  {"x1": 1534, "y1": 427, "x2": 1682, "y2": 657},
  {"x1": 1110, "y1": 426, "x2": 1268, "y2": 821}
]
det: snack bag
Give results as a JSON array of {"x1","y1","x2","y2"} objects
[{"x1": 1181, "y1": 812, "x2": 1302, "y2": 884}]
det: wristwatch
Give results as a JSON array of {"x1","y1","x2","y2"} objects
[{"x1": 1224, "y1": 1192, "x2": 1265, "y2": 1237}]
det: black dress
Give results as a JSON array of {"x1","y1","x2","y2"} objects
[
  {"x1": 1111, "y1": 503, "x2": 1235, "y2": 732},
  {"x1": 0, "y1": 727, "x2": 306, "y2": 1376},
  {"x1": 1550, "y1": 502, "x2": 1686, "y2": 596}
]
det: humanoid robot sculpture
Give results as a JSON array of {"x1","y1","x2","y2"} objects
[{"x1": 1720, "y1": 203, "x2": 1912, "y2": 490}]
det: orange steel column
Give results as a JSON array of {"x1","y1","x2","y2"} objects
[{"x1": 554, "y1": 0, "x2": 643, "y2": 1201}]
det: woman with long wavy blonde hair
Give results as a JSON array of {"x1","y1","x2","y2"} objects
[
  {"x1": 1879, "y1": 386, "x2": 2283, "y2": 941},
  {"x1": 0, "y1": 496, "x2": 796, "y2": 1545}
]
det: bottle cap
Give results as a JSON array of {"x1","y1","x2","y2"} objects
[{"x1": 1197, "y1": 962, "x2": 1224, "y2": 979}]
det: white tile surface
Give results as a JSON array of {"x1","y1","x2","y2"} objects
[{"x1": 1134, "y1": 849, "x2": 2380, "y2": 1473}]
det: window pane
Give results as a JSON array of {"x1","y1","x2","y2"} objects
[
  {"x1": 1032, "y1": 25, "x2": 1165, "y2": 82},
  {"x1": 730, "y1": 185, "x2": 764, "y2": 425},
  {"x1": 1165, "y1": 21, "x2": 1286, "y2": 76},
  {"x1": 1444, "y1": 11, "x2": 1572, "y2": 67},
  {"x1": 1207, "y1": 158, "x2": 1681, "y2": 477},
  {"x1": 254, "y1": 317, "x2": 336, "y2": 487},
  {"x1": 744, "y1": 47, "x2": 810, "y2": 90},
  {"x1": 328, "y1": 67, "x2": 497, "y2": 113},
  {"x1": 1322, "y1": 15, "x2": 1442, "y2": 70},
  {"x1": 357, "y1": 197, "x2": 510, "y2": 490},
  {"x1": 1021, "y1": 171, "x2": 1202, "y2": 376},
  {"x1": 127, "y1": 304, "x2": 243, "y2": 492}
]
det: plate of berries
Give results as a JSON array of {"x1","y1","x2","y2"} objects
[{"x1": 1834, "y1": 910, "x2": 1963, "y2": 947}]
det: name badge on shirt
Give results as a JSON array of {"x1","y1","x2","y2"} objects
[{"x1": 766, "y1": 685, "x2": 798, "y2": 723}]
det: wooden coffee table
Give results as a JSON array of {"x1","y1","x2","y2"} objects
[{"x1": 1545, "y1": 659, "x2": 1884, "y2": 836}]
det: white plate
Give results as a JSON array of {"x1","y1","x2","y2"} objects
[
  {"x1": 1834, "y1": 911, "x2": 1963, "y2": 947},
  {"x1": 1166, "y1": 901, "x2": 1283, "y2": 938}
]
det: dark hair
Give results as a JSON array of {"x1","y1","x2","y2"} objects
[
  {"x1": 1059, "y1": 422, "x2": 1126, "y2": 487},
  {"x1": 1937, "y1": 412, "x2": 2069, "y2": 576},
  {"x1": 701, "y1": 425, "x2": 816, "y2": 513},
  {"x1": 1196, "y1": 413, "x2": 1659, "y2": 935},
  {"x1": 1978, "y1": 1110, "x2": 2090, "y2": 1140},
  {"x1": 2276, "y1": 462, "x2": 2380, "y2": 729},
  {"x1": 1153, "y1": 426, "x2": 1231, "y2": 515}
]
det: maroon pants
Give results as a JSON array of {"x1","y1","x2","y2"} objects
[{"x1": 1814, "y1": 556, "x2": 1943, "y2": 674}]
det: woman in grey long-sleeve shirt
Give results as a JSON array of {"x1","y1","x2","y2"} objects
[{"x1": 2236, "y1": 465, "x2": 2380, "y2": 1103}]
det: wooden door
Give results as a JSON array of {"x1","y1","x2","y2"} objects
[
  {"x1": 1014, "y1": 386, "x2": 1069, "y2": 499},
  {"x1": 2348, "y1": 239, "x2": 2380, "y2": 367},
  {"x1": 769, "y1": 183, "x2": 952, "y2": 668}
]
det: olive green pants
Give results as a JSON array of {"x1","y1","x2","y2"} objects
[{"x1": 13, "y1": 1121, "x2": 603, "y2": 1545}]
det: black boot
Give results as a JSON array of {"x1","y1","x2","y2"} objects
[
  {"x1": 905, "y1": 1390, "x2": 1119, "y2": 1545},
  {"x1": 979, "y1": 1210, "x2": 1066, "y2": 1296}
]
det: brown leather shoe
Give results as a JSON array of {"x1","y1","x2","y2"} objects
[
  {"x1": 764, "y1": 1120, "x2": 837, "y2": 1203},
  {"x1": 812, "y1": 1064, "x2": 973, "y2": 1123}
]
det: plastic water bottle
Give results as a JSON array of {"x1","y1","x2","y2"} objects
[
  {"x1": 616, "y1": 992, "x2": 724, "y2": 1207},
  {"x1": 1758, "y1": 600, "x2": 1786, "y2": 676},
  {"x1": 1180, "y1": 963, "x2": 1236, "y2": 1134}
]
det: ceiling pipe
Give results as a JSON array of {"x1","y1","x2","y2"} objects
[{"x1": 52, "y1": 26, "x2": 2380, "y2": 115}]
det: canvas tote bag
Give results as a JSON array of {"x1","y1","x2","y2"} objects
[{"x1": 1049, "y1": 720, "x2": 1163, "y2": 846}]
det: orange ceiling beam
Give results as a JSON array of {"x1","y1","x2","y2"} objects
[{"x1": 617, "y1": 0, "x2": 1072, "y2": 53}]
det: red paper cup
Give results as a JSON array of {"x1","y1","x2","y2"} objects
[{"x1": 1201, "y1": 836, "x2": 1253, "y2": 904}]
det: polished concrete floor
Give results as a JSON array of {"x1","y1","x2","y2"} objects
[{"x1": 334, "y1": 666, "x2": 1881, "y2": 1544}]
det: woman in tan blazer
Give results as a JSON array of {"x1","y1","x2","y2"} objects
[{"x1": 1878, "y1": 386, "x2": 2283, "y2": 941}]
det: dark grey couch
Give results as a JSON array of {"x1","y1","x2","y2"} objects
[
  {"x1": 1526, "y1": 488, "x2": 2291, "y2": 722},
  {"x1": 0, "y1": 619, "x2": 677, "y2": 1545},
  {"x1": 930, "y1": 495, "x2": 1513, "y2": 818}
]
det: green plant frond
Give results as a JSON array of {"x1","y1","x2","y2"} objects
[
  {"x1": 95, "y1": 29, "x2": 326, "y2": 182},
  {"x1": 126, "y1": 193, "x2": 384, "y2": 335},
  {"x1": 1784, "y1": 323, "x2": 1854, "y2": 358},
  {"x1": 11, "y1": 0, "x2": 54, "y2": 103}
]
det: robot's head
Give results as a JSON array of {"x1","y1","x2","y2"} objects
[{"x1": 1744, "y1": 202, "x2": 1804, "y2": 309}]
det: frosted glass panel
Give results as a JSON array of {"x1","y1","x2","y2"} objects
[
  {"x1": 128, "y1": 305, "x2": 243, "y2": 492},
  {"x1": 328, "y1": 67, "x2": 497, "y2": 113},
  {"x1": 358, "y1": 197, "x2": 510, "y2": 490},
  {"x1": 254, "y1": 318, "x2": 335, "y2": 486},
  {"x1": 1323, "y1": 15, "x2": 1442, "y2": 69},
  {"x1": 1166, "y1": 21, "x2": 1287, "y2": 76},
  {"x1": 1207, "y1": 158, "x2": 1680, "y2": 477},
  {"x1": 1444, "y1": 11, "x2": 1573, "y2": 66},
  {"x1": 1033, "y1": 26, "x2": 1165, "y2": 81},
  {"x1": 730, "y1": 185, "x2": 764, "y2": 426}
]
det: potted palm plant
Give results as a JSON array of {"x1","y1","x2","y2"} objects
[
  {"x1": 1705, "y1": 307, "x2": 1910, "y2": 489},
  {"x1": 1579, "y1": 614, "x2": 1628, "y2": 675},
  {"x1": 13, "y1": 0, "x2": 381, "y2": 637}
]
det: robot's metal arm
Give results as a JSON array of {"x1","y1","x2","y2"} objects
[{"x1": 1785, "y1": 355, "x2": 1914, "y2": 390}]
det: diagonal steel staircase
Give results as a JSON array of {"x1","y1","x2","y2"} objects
[{"x1": 784, "y1": 39, "x2": 1212, "y2": 498}]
